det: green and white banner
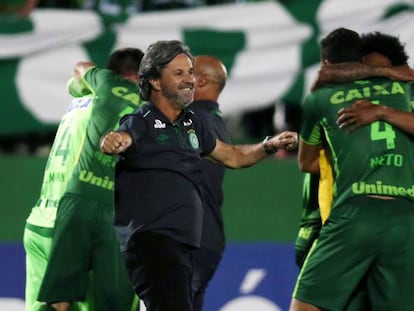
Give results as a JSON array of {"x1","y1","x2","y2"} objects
[{"x1": 1, "y1": 0, "x2": 413, "y2": 135}]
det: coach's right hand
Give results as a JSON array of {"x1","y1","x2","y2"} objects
[{"x1": 100, "y1": 131, "x2": 132, "y2": 155}]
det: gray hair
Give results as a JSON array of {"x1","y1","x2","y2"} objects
[{"x1": 139, "y1": 40, "x2": 193, "y2": 101}]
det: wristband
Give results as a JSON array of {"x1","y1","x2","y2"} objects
[{"x1": 262, "y1": 135, "x2": 278, "y2": 154}]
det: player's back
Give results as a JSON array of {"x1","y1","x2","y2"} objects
[
  {"x1": 65, "y1": 68, "x2": 142, "y2": 205},
  {"x1": 26, "y1": 95, "x2": 93, "y2": 227},
  {"x1": 308, "y1": 77, "x2": 414, "y2": 207}
]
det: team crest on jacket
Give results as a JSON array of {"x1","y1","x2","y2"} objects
[{"x1": 188, "y1": 132, "x2": 199, "y2": 149}]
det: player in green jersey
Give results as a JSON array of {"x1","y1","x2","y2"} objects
[
  {"x1": 295, "y1": 30, "x2": 414, "y2": 310},
  {"x1": 294, "y1": 31, "x2": 414, "y2": 271},
  {"x1": 333, "y1": 31, "x2": 414, "y2": 311},
  {"x1": 335, "y1": 31, "x2": 414, "y2": 137},
  {"x1": 291, "y1": 28, "x2": 414, "y2": 311},
  {"x1": 24, "y1": 72, "x2": 102, "y2": 311},
  {"x1": 24, "y1": 47, "x2": 144, "y2": 311}
]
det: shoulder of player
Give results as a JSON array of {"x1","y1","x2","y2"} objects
[{"x1": 83, "y1": 67, "x2": 119, "y2": 84}]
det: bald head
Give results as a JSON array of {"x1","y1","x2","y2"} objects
[{"x1": 193, "y1": 55, "x2": 227, "y2": 102}]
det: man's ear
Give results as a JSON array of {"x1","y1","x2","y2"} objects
[
  {"x1": 149, "y1": 79, "x2": 161, "y2": 91},
  {"x1": 197, "y1": 74, "x2": 209, "y2": 87}
]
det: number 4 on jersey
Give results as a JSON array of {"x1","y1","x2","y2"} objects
[{"x1": 370, "y1": 101, "x2": 396, "y2": 149}]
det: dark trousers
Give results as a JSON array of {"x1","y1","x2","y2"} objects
[
  {"x1": 191, "y1": 247, "x2": 223, "y2": 311},
  {"x1": 124, "y1": 232, "x2": 194, "y2": 311}
]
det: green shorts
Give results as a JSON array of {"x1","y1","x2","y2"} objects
[
  {"x1": 24, "y1": 223, "x2": 92, "y2": 311},
  {"x1": 24, "y1": 224, "x2": 53, "y2": 311},
  {"x1": 38, "y1": 193, "x2": 135, "y2": 311},
  {"x1": 293, "y1": 195, "x2": 414, "y2": 311}
]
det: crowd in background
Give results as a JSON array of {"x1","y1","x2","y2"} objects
[{"x1": 0, "y1": 0, "x2": 299, "y2": 156}]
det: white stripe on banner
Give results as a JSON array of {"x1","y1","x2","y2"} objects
[{"x1": 1, "y1": 0, "x2": 413, "y2": 132}]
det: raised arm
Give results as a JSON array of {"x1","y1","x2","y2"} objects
[
  {"x1": 66, "y1": 61, "x2": 96, "y2": 98},
  {"x1": 73, "y1": 62, "x2": 95, "y2": 80}
]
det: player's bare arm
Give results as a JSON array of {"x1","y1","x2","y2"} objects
[
  {"x1": 298, "y1": 139, "x2": 321, "y2": 174},
  {"x1": 337, "y1": 99, "x2": 414, "y2": 135},
  {"x1": 311, "y1": 63, "x2": 414, "y2": 91}
]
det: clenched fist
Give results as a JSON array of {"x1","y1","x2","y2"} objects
[
  {"x1": 100, "y1": 131, "x2": 132, "y2": 154},
  {"x1": 271, "y1": 131, "x2": 298, "y2": 151}
]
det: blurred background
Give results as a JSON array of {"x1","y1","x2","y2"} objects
[{"x1": 1, "y1": 0, "x2": 414, "y2": 310}]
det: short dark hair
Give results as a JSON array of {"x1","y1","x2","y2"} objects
[
  {"x1": 361, "y1": 31, "x2": 409, "y2": 66},
  {"x1": 106, "y1": 48, "x2": 144, "y2": 75},
  {"x1": 139, "y1": 40, "x2": 193, "y2": 101},
  {"x1": 320, "y1": 28, "x2": 363, "y2": 64}
]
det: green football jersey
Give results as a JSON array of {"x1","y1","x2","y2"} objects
[
  {"x1": 26, "y1": 95, "x2": 93, "y2": 228},
  {"x1": 301, "y1": 78, "x2": 414, "y2": 208},
  {"x1": 27, "y1": 67, "x2": 143, "y2": 227},
  {"x1": 64, "y1": 66, "x2": 142, "y2": 204}
]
